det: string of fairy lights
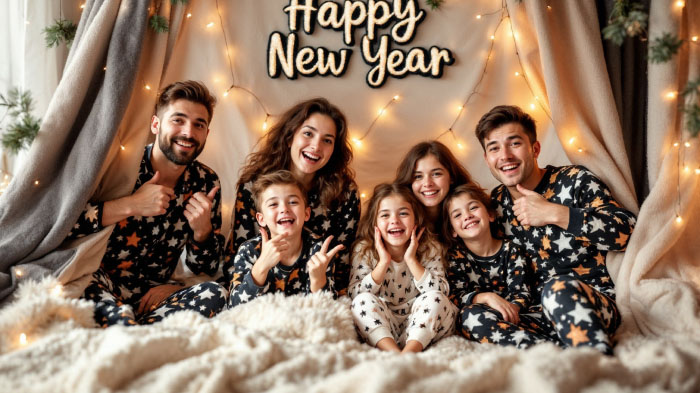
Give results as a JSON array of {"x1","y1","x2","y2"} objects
[{"x1": 6, "y1": 0, "x2": 699, "y2": 350}]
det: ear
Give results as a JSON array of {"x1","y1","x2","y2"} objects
[
  {"x1": 255, "y1": 212, "x2": 267, "y2": 227},
  {"x1": 452, "y1": 230, "x2": 457, "y2": 238},
  {"x1": 303, "y1": 206, "x2": 311, "y2": 222},
  {"x1": 150, "y1": 115, "x2": 160, "y2": 135},
  {"x1": 532, "y1": 140, "x2": 541, "y2": 159},
  {"x1": 488, "y1": 213, "x2": 495, "y2": 223}
]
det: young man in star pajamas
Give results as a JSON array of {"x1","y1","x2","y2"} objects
[
  {"x1": 474, "y1": 105, "x2": 636, "y2": 354},
  {"x1": 68, "y1": 81, "x2": 227, "y2": 327},
  {"x1": 227, "y1": 170, "x2": 342, "y2": 307}
]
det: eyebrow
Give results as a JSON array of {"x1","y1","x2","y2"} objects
[
  {"x1": 301, "y1": 124, "x2": 335, "y2": 139},
  {"x1": 485, "y1": 134, "x2": 522, "y2": 148},
  {"x1": 171, "y1": 112, "x2": 208, "y2": 126}
]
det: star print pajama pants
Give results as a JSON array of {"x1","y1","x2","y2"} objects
[
  {"x1": 351, "y1": 291, "x2": 456, "y2": 349},
  {"x1": 83, "y1": 269, "x2": 227, "y2": 327},
  {"x1": 459, "y1": 276, "x2": 620, "y2": 354}
]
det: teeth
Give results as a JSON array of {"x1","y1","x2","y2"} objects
[
  {"x1": 302, "y1": 152, "x2": 320, "y2": 161},
  {"x1": 501, "y1": 164, "x2": 518, "y2": 171},
  {"x1": 278, "y1": 218, "x2": 294, "y2": 224},
  {"x1": 388, "y1": 229, "x2": 404, "y2": 234},
  {"x1": 464, "y1": 221, "x2": 478, "y2": 230},
  {"x1": 176, "y1": 141, "x2": 194, "y2": 148},
  {"x1": 423, "y1": 190, "x2": 438, "y2": 196}
]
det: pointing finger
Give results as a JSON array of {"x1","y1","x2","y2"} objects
[
  {"x1": 321, "y1": 235, "x2": 334, "y2": 254},
  {"x1": 326, "y1": 244, "x2": 345, "y2": 261}
]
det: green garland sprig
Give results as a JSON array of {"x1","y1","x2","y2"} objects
[
  {"x1": 42, "y1": 18, "x2": 78, "y2": 48},
  {"x1": 425, "y1": 0, "x2": 445, "y2": 10},
  {"x1": 0, "y1": 88, "x2": 41, "y2": 154},
  {"x1": 149, "y1": 0, "x2": 190, "y2": 33}
]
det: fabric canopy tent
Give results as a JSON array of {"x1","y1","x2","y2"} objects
[{"x1": 0, "y1": 0, "x2": 698, "y2": 342}]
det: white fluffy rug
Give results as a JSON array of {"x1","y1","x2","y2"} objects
[{"x1": 1, "y1": 278, "x2": 699, "y2": 393}]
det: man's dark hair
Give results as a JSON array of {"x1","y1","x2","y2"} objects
[
  {"x1": 155, "y1": 80, "x2": 217, "y2": 123},
  {"x1": 474, "y1": 105, "x2": 536, "y2": 149}
]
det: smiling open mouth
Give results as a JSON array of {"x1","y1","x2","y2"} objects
[
  {"x1": 422, "y1": 190, "x2": 439, "y2": 197},
  {"x1": 277, "y1": 218, "x2": 295, "y2": 226},
  {"x1": 500, "y1": 163, "x2": 519, "y2": 173},
  {"x1": 302, "y1": 151, "x2": 320, "y2": 162},
  {"x1": 387, "y1": 228, "x2": 405, "y2": 236}
]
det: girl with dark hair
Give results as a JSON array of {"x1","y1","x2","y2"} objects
[
  {"x1": 395, "y1": 140, "x2": 474, "y2": 232},
  {"x1": 222, "y1": 98, "x2": 359, "y2": 296}
]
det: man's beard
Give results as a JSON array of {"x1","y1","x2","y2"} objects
[{"x1": 158, "y1": 134, "x2": 204, "y2": 165}]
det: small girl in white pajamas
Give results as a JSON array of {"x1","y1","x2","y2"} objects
[{"x1": 349, "y1": 183, "x2": 455, "y2": 353}]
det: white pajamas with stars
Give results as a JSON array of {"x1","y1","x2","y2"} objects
[{"x1": 349, "y1": 247, "x2": 456, "y2": 349}]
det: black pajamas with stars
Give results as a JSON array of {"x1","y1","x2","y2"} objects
[
  {"x1": 69, "y1": 145, "x2": 227, "y2": 327},
  {"x1": 222, "y1": 180, "x2": 360, "y2": 296},
  {"x1": 447, "y1": 240, "x2": 555, "y2": 348},
  {"x1": 492, "y1": 165, "x2": 635, "y2": 354},
  {"x1": 227, "y1": 232, "x2": 334, "y2": 308}
]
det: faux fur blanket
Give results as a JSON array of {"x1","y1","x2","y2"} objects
[{"x1": 1, "y1": 278, "x2": 699, "y2": 393}]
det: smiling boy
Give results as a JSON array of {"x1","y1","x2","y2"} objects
[{"x1": 227, "y1": 170, "x2": 342, "y2": 307}]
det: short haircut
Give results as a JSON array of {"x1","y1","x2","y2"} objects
[
  {"x1": 441, "y1": 182, "x2": 497, "y2": 248},
  {"x1": 251, "y1": 170, "x2": 308, "y2": 211},
  {"x1": 474, "y1": 105, "x2": 536, "y2": 150},
  {"x1": 155, "y1": 80, "x2": 217, "y2": 123}
]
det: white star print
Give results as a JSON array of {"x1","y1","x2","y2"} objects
[
  {"x1": 557, "y1": 185, "x2": 572, "y2": 203},
  {"x1": 490, "y1": 330, "x2": 504, "y2": 343},
  {"x1": 553, "y1": 234, "x2": 572, "y2": 251},
  {"x1": 588, "y1": 217, "x2": 606, "y2": 233},
  {"x1": 235, "y1": 226, "x2": 250, "y2": 240},
  {"x1": 237, "y1": 291, "x2": 251, "y2": 303},
  {"x1": 567, "y1": 303, "x2": 592, "y2": 324},
  {"x1": 464, "y1": 312, "x2": 483, "y2": 330},
  {"x1": 587, "y1": 182, "x2": 600, "y2": 194},
  {"x1": 198, "y1": 288, "x2": 215, "y2": 300},
  {"x1": 542, "y1": 292, "x2": 559, "y2": 313},
  {"x1": 512, "y1": 330, "x2": 528, "y2": 347}
]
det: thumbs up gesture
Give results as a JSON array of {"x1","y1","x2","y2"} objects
[
  {"x1": 512, "y1": 184, "x2": 568, "y2": 228},
  {"x1": 129, "y1": 171, "x2": 176, "y2": 217},
  {"x1": 184, "y1": 186, "x2": 220, "y2": 242},
  {"x1": 308, "y1": 235, "x2": 344, "y2": 293}
]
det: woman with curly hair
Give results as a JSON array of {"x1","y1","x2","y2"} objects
[{"x1": 222, "y1": 98, "x2": 359, "y2": 296}]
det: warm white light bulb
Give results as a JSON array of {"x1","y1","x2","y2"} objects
[
  {"x1": 673, "y1": 142, "x2": 680, "y2": 147},
  {"x1": 34, "y1": 180, "x2": 39, "y2": 185},
  {"x1": 186, "y1": 13, "x2": 192, "y2": 18},
  {"x1": 530, "y1": 103, "x2": 536, "y2": 110},
  {"x1": 476, "y1": 14, "x2": 482, "y2": 20},
  {"x1": 352, "y1": 138, "x2": 362, "y2": 147},
  {"x1": 360, "y1": 192, "x2": 367, "y2": 199},
  {"x1": 206, "y1": 22, "x2": 215, "y2": 28},
  {"x1": 51, "y1": 285, "x2": 63, "y2": 297},
  {"x1": 262, "y1": 121, "x2": 268, "y2": 131},
  {"x1": 695, "y1": 168, "x2": 700, "y2": 175},
  {"x1": 666, "y1": 91, "x2": 677, "y2": 99},
  {"x1": 577, "y1": 148, "x2": 584, "y2": 153},
  {"x1": 393, "y1": 95, "x2": 400, "y2": 101},
  {"x1": 568, "y1": 137, "x2": 575, "y2": 145},
  {"x1": 490, "y1": 35, "x2": 495, "y2": 40},
  {"x1": 675, "y1": 1, "x2": 685, "y2": 8},
  {"x1": 378, "y1": 108, "x2": 385, "y2": 116},
  {"x1": 19, "y1": 333, "x2": 27, "y2": 346},
  {"x1": 676, "y1": 215, "x2": 683, "y2": 224},
  {"x1": 692, "y1": 36, "x2": 698, "y2": 42},
  {"x1": 684, "y1": 142, "x2": 690, "y2": 147},
  {"x1": 144, "y1": 84, "x2": 151, "y2": 90},
  {"x1": 120, "y1": 145, "x2": 125, "y2": 151},
  {"x1": 514, "y1": 71, "x2": 520, "y2": 76}
]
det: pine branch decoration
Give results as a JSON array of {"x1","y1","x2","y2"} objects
[
  {"x1": 0, "y1": 88, "x2": 42, "y2": 154},
  {"x1": 681, "y1": 78, "x2": 700, "y2": 137},
  {"x1": 42, "y1": 19, "x2": 78, "y2": 48},
  {"x1": 602, "y1": 1, "x2": 648, "y2": 46},
  {"x1": 648, "y1": 32, "x2": 684, "y2": 63},
  {"x1": 149, "y1": 14, "x2": 169, "y2": 33},
  {"x1": 425, "y1": 0, "x2": 445, "y2": 10}
]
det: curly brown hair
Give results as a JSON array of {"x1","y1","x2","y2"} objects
[
  {"x1": 239, "y1": 98, "x2": 356, "y2": 208},
  {"x1": 353, "y1": 183, "x2": 441, "y2": 266}
]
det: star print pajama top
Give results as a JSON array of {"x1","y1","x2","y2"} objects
[
  {"x1": 349, "y1": 244, "x2": 456, "y2": 349},
  {"x1": 68, "y1": 145, "x2": 227, "y2": 327},
  {"x1": 227, "y1": 231, "x2": 335, "y2": 308},
  {"x1": 223, "y1": 180, "x2": 360, "y2": 296},
  {"x1": 447, "y1": 240, "x2": 556, "y2": 348},
  {"x1": 491, "y1": 165, "x2": 636, "y2": 354}
]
